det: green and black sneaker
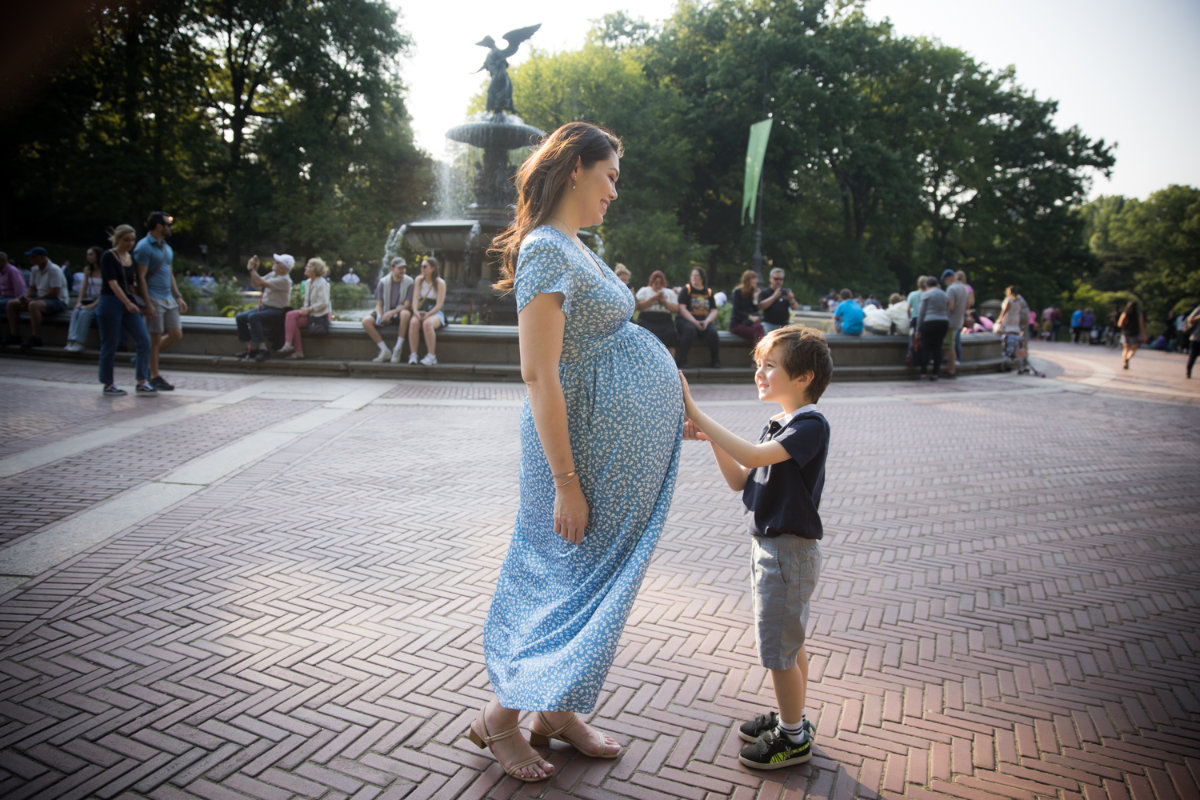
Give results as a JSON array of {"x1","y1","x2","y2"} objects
[
  {"x1": 738, "y1": 726, "x2": 813, "y2": 770},
  {"x1": 738, "y1": 711, "x2": 816, "y2": 744}
]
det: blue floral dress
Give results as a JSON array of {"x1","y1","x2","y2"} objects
[{"x1": 484, "y1": 225, "x2": 684, "y2": 713}]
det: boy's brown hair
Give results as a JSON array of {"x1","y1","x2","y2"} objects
[{"x1": 752, "y1": 325, "x2": 834, "y2": 402}]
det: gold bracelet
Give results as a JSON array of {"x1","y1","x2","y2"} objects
[
  {"x1": 554, "y1": 474, "x2": 578, "y2": 489},
  {"x1": 552, "y1": 470, "x2": 576, "y2": 480}
]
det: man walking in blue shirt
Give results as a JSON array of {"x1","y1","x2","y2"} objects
[{"x1": 134, "y1": 212, "x2": 187, "y2": 391}]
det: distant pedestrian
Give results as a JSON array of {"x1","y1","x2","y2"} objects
[
  {"x1": 676, "y1": 266, "x2": 720, "y2": 367},
  {"x1": 759, "y1": 268, "x2": 800, "y2": 333},
  {"x1": 278, "y1": 258, "x2": 331, "y2": 360},
  {"x1": 0, "y1": 252, "x2": 28, "y2": 313},
  {"x1": 1079, "y1": 307, "x2": 1095, "y2": 344},
  {"x1": 1184, "y1": 304, "x2": 1200, "y2": 379},
  {"x1": 730, "y1": 269, "x2": 766, "y2": 344},
  {"x1": 361, "y1": 257, "x2": 413, "y2": 363},
  {"x1": 916, "y1": 276, "x2": 949, "y2": 379},
  {"x1": 995, "y1": 285, "x2": 1030, "y2": 361},
  {"x1": 97, "y1": 226, "x2": 156, "y2": 396},
  {"x1": 1116, "y1": 300, "x2": 1146, "y2": 370},
  {"x1": 680, "y1": 325, "x2": 832, "y2": 770},
  {"x1": 134, "y1": 211, "x2": 187, "y2": 390},
  {"x1": 1070, "y1": 308, "x2": 1083, "y2": 343},
  {"x1": 955, "y1": 270, "x2": 974, "y2": 315},
  {"x1": 5, "y1": 246, "x2": 68, "y2": 351},
  {"x1": 341, "y1": 267, "x2": 360, "y2": 285},
  {"x1": 634, "y1": 270, "x2": 679, "y2": 356},
  {"x1": 404, "y1": 256, "x2": 446, "y2": 365},
  {"x1": 833, "y1": 288, "x2": 864, "y2": 336},
  {"x1": 942, "y1": 269, "x2": 968, "y2": 378},
  {"x1": 235, "y1": 254, "x2": 293, "y2": 362},
  {"x1": 64, "y1": 246, "x2": 103, "y2": 352}
]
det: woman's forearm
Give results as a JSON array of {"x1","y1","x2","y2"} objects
[{"x1": 526, "y1": 376, "x2": 575, "y2": 476}]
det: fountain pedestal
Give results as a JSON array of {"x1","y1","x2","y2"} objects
[{"x1": 392, "y1": 113, "x2": 543, "y2": 309}]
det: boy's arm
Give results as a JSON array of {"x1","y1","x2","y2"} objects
[
  {"x1": 680, "y1": 375, "x2": 790, "y2": 470},
  {"x1": 684, "y1": 419, "x2": 749, "y2": 491}
]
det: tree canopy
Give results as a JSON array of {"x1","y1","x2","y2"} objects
[
  {"x1": 509, "y1": 0, "x2": 1115, "y2": 308},
  {"x1": 1077, "y1": 185, "x2": 1200, "y2": 326},
  {"x1": 1, "y1": 0, "x2": 433, "y2": 269}
]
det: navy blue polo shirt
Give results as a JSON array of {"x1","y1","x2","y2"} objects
[{"x1": 742, "y1": 408, "x2": 829, "y2": 539}]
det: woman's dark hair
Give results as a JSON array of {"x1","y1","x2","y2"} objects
[
  {"x1": 1123, "y1": 299, "x2": 1139, "y2": 316},
  {"x1": 690, "y1": 266, "x2": 707, "y2": 288},
  {"x1": 491, "y1": 122, "x2": 622, "y2": 293}
]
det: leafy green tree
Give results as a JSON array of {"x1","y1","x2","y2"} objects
[
  {"x1": 510, "y1": 41, "x2": 706, "y2": 284},
  {"x1": 1, "y1": 0, "x2": 433, "y2": 269},
  {"x1": 1081, "y1": 185, "x2": 1200, "y2": 326}
]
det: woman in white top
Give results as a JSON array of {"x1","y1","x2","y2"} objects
[
  {"x1": 278, "y1": 258, "x2": 331, "y2": 360},
  {"x1": 634, "y1": 269, "x2": 679, "y2": 355},
  {"x1": 405, "y1": 257, "x2": 447, "y2": 365},
  {"x1": 65, "y1": 246, "x2": 104, "y2": 352}
]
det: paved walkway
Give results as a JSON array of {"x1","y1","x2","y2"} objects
[{"x1": 0, "y1": 341, "x2": 1197, "y2": 800}]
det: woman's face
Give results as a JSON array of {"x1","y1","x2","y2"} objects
[
  {"x1": 649, "y1": 274, "x2": 665, "y2": 290},
  {"x1": 116, "y1": 232, "x2": 136, "y2": 251},
  {"x1": 748, "y1": 274, "x2": 759, "y2": 290},
  {"x1": 690, "y1": 269, "x2": 704, "y2": 288},
  {"x1": 86, "y1": 249, "x2": 99, "y2": 266},
  {"x1": 305, "y1": 262, "x2": 316, "y2": 278},
  {"x1": 421, "y1": 260, "x2": 435, "y2": 278},
  {"x1": 571, "y1": 151, "x2": 619, "y2": 229}
]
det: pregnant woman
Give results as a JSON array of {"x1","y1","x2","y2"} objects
[{"x1": 468, "y1": 122, "x2": 684, "y2": 782}]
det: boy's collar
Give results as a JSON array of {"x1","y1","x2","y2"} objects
[{"x1": 773, "y1": 403, "x2": 818, "y2": 427}]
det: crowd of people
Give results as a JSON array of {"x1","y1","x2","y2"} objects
[{"x1": 6, "y1": 221, "x2": 1200, "y2": 383}]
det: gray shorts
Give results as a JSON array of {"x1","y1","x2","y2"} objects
[
  {"x1": 146, "y1": 297, "x2": 181, "y2": 334},
  {"x1": 751, "y1": 535, "x2": 821, "y2": 670}
]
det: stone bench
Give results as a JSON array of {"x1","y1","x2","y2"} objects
[{"x1": 9, "y1": 313, "x2": 1007, "y2": 382}]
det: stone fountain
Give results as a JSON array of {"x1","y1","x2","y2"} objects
[{"x1": 388, "y1": 26, "x2": 544, "y2": 319}]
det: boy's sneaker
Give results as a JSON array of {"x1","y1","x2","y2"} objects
[
  {"x1": 389, "y1": 347, "x2": 403, "y2": 364},
  {"x1": 150, "y1": 375, "x2": 175, "y2": 391},
  {"x1": 371, "y1": 346, "x2": 392, "y2": 363},
  {"x1": 738, "y1": 711, "x2": 815, "y2": 744},
  {"x1": 738, "y1": 726, "x2": 812, "y2": 770},
  {"x1": 135, "y1": 383, "x2": 158, "y2": 396},
  {"x1": 103, "y1": 384, "x2": 127, "y2": 397},
  {"x1": 420, "y1": 353, "x2": 437, "y2": 366}
]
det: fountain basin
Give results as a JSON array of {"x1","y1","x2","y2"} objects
[
  {"x1": 400, "y1": 220, "x2": 483, "y2": 253},
  {"x1": 447, "y1": 114, "x2": 543, "y2": 150}
]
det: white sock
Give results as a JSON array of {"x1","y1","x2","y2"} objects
[
  {"x1": 377, "y1": 341, "x2": 388, "y2": 352},
  {"x1": 778, "y1": 717, "x2": 806, "y2": 744}
]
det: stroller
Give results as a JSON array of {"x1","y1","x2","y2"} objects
[{"x1": 1002, "y1": 330, "x2": 1045, "y2": 377}]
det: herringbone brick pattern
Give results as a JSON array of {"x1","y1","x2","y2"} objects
[
  {"x1": 0, "y1": 351, "x2": 1196, "y2": 799},
  {"x1": 0, "y1": 398, "x2": 321, "y2": 547}
]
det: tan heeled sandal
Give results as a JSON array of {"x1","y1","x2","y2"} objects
[
  {"x1": 528, "y1": 712, "x2": 621, "y2": 758},
  {"x1": 466, "y1": 710, "x2": 553, "y2": 783}
]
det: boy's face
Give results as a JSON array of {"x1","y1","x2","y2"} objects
[{"x1": 755, "y1": 344, "x2": 812, "y2": 406}]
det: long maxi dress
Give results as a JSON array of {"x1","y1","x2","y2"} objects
[{"x1": 484, "y1": 225, "x2": 684, "y2": 713}]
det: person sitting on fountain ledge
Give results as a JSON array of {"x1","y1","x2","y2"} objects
[
  {"x1": 234, "y1": 254, "x2": 293, "y2": 362},
  {"x1": 362, "y1": 257, "x2": 413, "y2": 363}
]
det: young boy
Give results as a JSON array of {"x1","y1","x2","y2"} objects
[{"x1": 680, "y1": 325, "x2": 833, "y2": 769}]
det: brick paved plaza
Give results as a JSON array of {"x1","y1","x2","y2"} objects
[{"x1": 0, "y1": 342, "x2": 1197, "y2": 800}]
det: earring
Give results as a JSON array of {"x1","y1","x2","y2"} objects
[{"x1": 571, "y1": 182, "x2": 576, "y2": 190}]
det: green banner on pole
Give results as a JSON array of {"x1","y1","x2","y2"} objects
[{"x1": 742, "y1": 117, "x2": 773, "y2": 225}]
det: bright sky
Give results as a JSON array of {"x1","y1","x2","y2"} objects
[{"x1": 394, "y1": 0, "x2": 1200, "y2": 201}]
